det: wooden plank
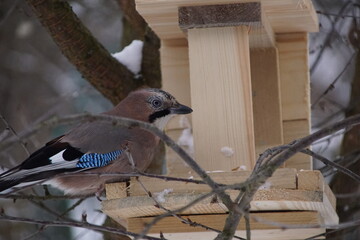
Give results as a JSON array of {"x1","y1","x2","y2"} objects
[
  {"x1": 135, "y1": 0, "x2": 318, "y2": 40},
  {"x1": 128, "y1": 211, "x2": 322, "y2": 233},
  {"x1": 188, "y1": 26, "x2": 256, "y2": 171},
  {"x1": 179, "y1": 3, "x2": 261, "y2": 28},
  {"x1": 277, "y1": 32, "x2": 310, "y2": 121},
  {"x1": 105, "y1": 182, "x2": 127, "y2": 200},
  {"x1": 161, "y1": 39, "x2": 191, "y2": 108},
  {"x1": 125, "y1": 168, "x2": 296, "y2": 197},
  {"x1": 297, "y1": 171, "x2": 338, "y2": 225},
  {"x1": 160, "y1": 39, "x2": 194, "y2": 175},
  {"x1": 283, "y1": 119, "x2": 312, "y2": 170},
  {"x1": 178, "y1": 3, "x2": 275, "y2": 48},
  {"x1": 102, "y1": 189, "x2": 334, "y2": 224},
  {"x1": 149, "y1": 228, "x2": 325, "y2": 240},
  {"x1": 251, "y1": 48, "x2": 283, "y2": 153},
  {"x1": 298, "y1": 170, "x2": 336, "y2": 210}
]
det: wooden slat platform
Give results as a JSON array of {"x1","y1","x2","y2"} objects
[
  {"x1": 146, "y1": 228, "x2": 325, "y2": 240},
  {"x1": 129, "y1": 211, "x2": 324, "y2": 240},
  {"x1": 102, "y1": 169, "x2": 338, "y2": 232}
]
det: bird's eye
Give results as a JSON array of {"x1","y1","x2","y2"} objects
[{"x1": 151, "y1": 99, "x2": 162, "y2": 108}]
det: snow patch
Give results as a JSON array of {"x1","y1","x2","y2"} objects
[
  {"x1": 221, "y1": 146, "x2": 234, "y2": 157},
  {"x1": 155, "y1": 188, "x2": 173, "y2": 203},
  {"x1": 16, "y1": 21, "x2": 33, "y2": 38},
  {"x1": 259, "y1": 181, "x2": 272, "y2": 190},
  {"x1": 178, "y1": 128, "x2": 194, "y2": 153},
  {"x1": 179, "y1": 115, "x2": 191, "y2": 128},
  {"x1": 112, "y1": 40, "x2": 143, "y2": 75},
  {"x1": 177, "y1": 116, "x2": 194, "y2": 154},
  {"x1": 239, "y1": 165, "x2": 247, "y2": 171}
]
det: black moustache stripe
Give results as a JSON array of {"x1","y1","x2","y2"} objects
[{"x1": 149, "y1": 109, "x2": 171, "y2": 123}]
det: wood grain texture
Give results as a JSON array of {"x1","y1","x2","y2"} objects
[
  {"x1": 298, "y1": 170, "x2": 336, "y2": 209},
  {"x1": 188, "y1": 26, "x2": 255, "y2": 171},
  {"x1": 135, "y1": 0, "x2": 318, "y2": 40},
  {"x1": 277, "y1": 33, "x2": 311, "y2": 170},
  {"x1": 127, "y1": 168, "x2": 297, "y2": 197},
  {"x1": 251, "y1": 48, "x2": 283, "y2": 152},
  {"x1": 277, "y1": 32, "x2": 310, "y2": 121},
  {"x1": 102, "y1": 189, "x2": 337, "y2": 224},
  {"x1": 161, "y1": 39, "x2": 191, "y2": 108},
  {"x1": 283, "y1": 119, "x2": 312, "y2": 170},
  {"x1": 160, "y1": 39, "x2": 194, "y2": 175},
  {"x1": 105, "y1": 182, "x2": 128, "y2": 200},
  {"x1": 147, "y1": 228, "x2": 325, "y2": 240},
  {"x1": 128, "y1": 211, "x2": 322, "y2": 233}
]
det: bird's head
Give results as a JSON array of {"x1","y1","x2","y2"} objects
[{"x1": 112, "y1": 88, "x2": 192, "y2": 130}]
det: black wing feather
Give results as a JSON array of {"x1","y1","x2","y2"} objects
[{"x1": 0, "y1": 135, "x2": 85, "y2": 192}]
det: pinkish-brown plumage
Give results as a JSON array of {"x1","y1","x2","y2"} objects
[{"x1": 0, "y1": 88, "x2": 192, "y2": 196}]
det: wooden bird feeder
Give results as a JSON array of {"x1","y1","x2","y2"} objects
[{"x1": 102, "y1": 1, "x2": 339, "y2": 239}]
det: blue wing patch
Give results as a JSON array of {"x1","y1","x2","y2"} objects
[{"x1": 76, "y1": 150, "x2": 123, "y2": 169}]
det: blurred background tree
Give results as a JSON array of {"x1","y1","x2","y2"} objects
[
  {"x1": 0, "y1": 0, "x2": 159, "y2": 239},
  {"x1": 312, "y1": 0, "x2": 360, "y2": 239}
]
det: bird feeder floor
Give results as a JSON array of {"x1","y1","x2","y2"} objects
[{"x1": 102, "y1": 169, "x2": 338, "y2": 239}]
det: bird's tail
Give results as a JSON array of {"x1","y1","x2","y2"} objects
[
  {"x1": 0, "y1": 167, "x2": 78, "y2": 193},
  {"x1": 0, "y1": 168, "x2": 46, "y2": 193}
]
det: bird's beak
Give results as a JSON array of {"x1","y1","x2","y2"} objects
[{"x1": 170, "y1": 104, "x2": 193, "y2": 115}]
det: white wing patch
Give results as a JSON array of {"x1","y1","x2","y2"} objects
[{"x1": 49, "y1": 150, "x2": 66, "y2": 164}]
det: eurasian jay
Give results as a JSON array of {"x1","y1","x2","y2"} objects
[{"x1": 0, "y1": 88, "x2": 192, "y2": 196}]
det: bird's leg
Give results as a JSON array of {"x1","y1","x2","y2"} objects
[
  {"x1": 125, "y1": 148, "x2": 136, "y2": 171},
  {"x1": 95, "y1": 183, "x2": 105, "y2": 201},
  {"x1": 124, "y1": 144, "x2": 136, "y2": 170}
]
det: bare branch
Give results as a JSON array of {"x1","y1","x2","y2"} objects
[
  {"x1": 0, "y1": 113, "x2": 235, "y2": 217},
  {"x1": 0, "y1": 114, "x2": 30, "y2": 156},
  {"x1": 0, "y1": 214, "x2": 164, "y2": 240},
  {"x1": 134, "y1": 178, "x2": 245, "y2": 240},
  {"x1": 301, "y1": 149, "x2": 360, "y2": 183},
  {"x1": 215, "y1": 113, "x2": 360, "y2": 239},
  {"x1": 310, "y1": 1, "x2": 353, "y2": 74},
  {"x1": 312, "y1": 52, "x2": 356, "y2": 109},
  {"x1": 25, "y1": 0, "x2": 138, "y2": 104}
]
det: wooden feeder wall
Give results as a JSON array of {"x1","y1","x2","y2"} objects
[{"x1": 102, "y1": 1, "x2": 339, "y2": 239}]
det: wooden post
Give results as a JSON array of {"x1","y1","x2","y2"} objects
[
  {"x1": 160, "y1": 39, "x2": 193, "y2": 175},
  {"x1": 179, "y1": 3, "x2": 268, "y2": 171},
  {"x1": 251, "y1": 48, "x2": 283, "y2": 154},
  {"x1": 277, "y1": 33, "x2": 312, "y2": 170},
  {"x1": 188, "y1": 26, "x2": 255, "y2": 171}
]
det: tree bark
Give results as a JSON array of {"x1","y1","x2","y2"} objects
[
  {"x1": 118, "y1": 0, "x2": 162, "y2": 89},
  {"x1": 26, "y1": 0, "x2": 144, "y2": 104},
  {"x1": 330, "y1": 25, "x2": 360, "y2": 239}
]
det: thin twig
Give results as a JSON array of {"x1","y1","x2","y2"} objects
[
  {"x1": 316, "y1": 10, "x2": 360, "y2": 19},
  {"x1": 215, "y1": 114, "x2": 360, "y2": 239},
  {"x1": 0, "y1": 214, "x2": 164, "y2": 240},
  {"x1": 312, "y1": 52, "x2": 357, "y2": 109},
  {"x1": 0, "y1": 113, "x2": 235, "y2": 222},
  {"x1": 134, "y1": 178, "x2": 245, "y2": 240},
  {"x1": 0, "y1": 114, "x2": 30, "y2": 156},
  {"x1": 301, "y1": 149, "x2": 360, "y2": 183},
  {"x1": 310, "y1": 1, "x2": 353, "y2": 74},
  {"x1": 244, "y1": 213, "x2": 251, "y2": 240}
]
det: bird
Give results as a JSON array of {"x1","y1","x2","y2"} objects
[{"x1": 0, "y1": 88, "x2": 192, "y2": 196}]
